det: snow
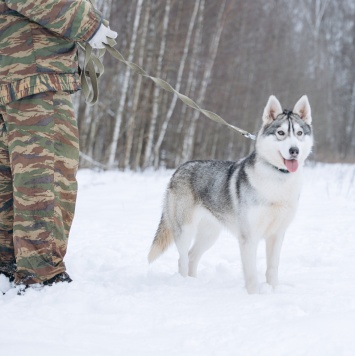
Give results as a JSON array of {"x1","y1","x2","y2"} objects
[{"x1": 1, "y1": 163, "x2": 355, "y2": 356}]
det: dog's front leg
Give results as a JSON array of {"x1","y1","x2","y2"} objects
[
  {"x1": 239, "y1": 238, "x2": 259, "y2": 294},
  {"x1": 265, "y1": 233, "x2": 285, "y2": 288}
]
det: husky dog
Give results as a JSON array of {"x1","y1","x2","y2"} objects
[{"x1": 148, "y1": 95, "x2": 313, "y2": 294}]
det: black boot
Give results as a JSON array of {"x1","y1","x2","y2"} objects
[
  {"x1": 15, "y1": 272, "x2": 72, "y2": 295},
  {"x1": 43, "y1": 272, "x2": 73, "y2": 286},
  {"x1": 0, "y1": 262, "x2": 16, "y2": 283}
]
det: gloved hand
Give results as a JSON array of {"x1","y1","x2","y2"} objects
[{"x1": 88, "y1": 23, "x2": 118, "y2": 49}]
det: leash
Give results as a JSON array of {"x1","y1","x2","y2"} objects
[{"x1": 79, "y1": 22, "x2": 256, "y2": 141}]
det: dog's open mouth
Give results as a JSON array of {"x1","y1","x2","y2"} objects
[{"x1": 284, "y1": 159, "x2": 299, "y2": 173}]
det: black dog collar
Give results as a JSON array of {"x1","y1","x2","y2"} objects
[{"x1": 277, "y1": 167, "x2": 290, "y2": 174}]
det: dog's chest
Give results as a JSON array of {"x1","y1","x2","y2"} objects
[
  {"x1": 250, "y1": 199, "x2": 297, "y2": 237},
  {"x1": 247, "y1": 176, "x2": 300, "y2": 237}
]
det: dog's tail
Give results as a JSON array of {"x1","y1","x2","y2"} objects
[{"x1": 148, "y1": 215, "x2": 174, "y2": 263}]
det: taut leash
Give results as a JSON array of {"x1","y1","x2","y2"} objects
[{"x1": 79, "y1": 30, "x2": 256, "y2": 141}]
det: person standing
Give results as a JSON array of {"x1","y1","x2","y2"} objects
[{"x1": 0, "y1": 0, "x2": 117, "y2": 289}]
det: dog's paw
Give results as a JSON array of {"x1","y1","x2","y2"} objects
[
  {"x1": 245, "y1": 282, "x2": 260, "y2": 295},
  {"x1": 259, "y1": 282, "x2": 273, "y2": 294},
  {"x1": 273, "y1": 283, "x2": 295, "y2": 293},
  {"x1": 245, "y1": 282, "x2": 274, "y2": 295}
]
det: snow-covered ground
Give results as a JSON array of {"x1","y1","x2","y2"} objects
[{"x1": 1, "y1": 163, "x2": 355, "y2": 356}]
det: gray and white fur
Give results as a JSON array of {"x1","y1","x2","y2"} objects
[{"x1": 148, "y1": 95, "x2": 313, "y2": 294}]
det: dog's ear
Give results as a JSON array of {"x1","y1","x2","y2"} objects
[
  {"x1": 262, "y1": 95, "x2": 283, "y2": 124},
  {"x1": 293, "y1": 95, "x2": 312, "y2": 125}
]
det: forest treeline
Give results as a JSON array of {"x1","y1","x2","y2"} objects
[{"x1": 74, "y1": 0, "x2": 355, "y2": 169}]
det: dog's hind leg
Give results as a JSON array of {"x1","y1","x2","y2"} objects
[
  {"x1": 188, "y1": 222, "x2": 220, "y2": 277},
  {"x1": 175, "y1": 224, "x2": 195, "y2": 277}
]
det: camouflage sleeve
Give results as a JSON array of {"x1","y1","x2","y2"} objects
[{"x1": 5, "y1": 0, "x2": 102, "y2": 42}]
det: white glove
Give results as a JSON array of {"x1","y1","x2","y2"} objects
[{"x1": 89, "y1": 23, "x2": 118, "y2": 49}]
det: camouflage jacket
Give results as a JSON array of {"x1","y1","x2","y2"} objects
[{"x1": 0, "y1": 0, "x2": 102, "y2": 105}]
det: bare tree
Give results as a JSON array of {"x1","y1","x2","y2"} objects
[
  {"x1": 107, "y1": 0, "x2": 144, "y2": 168},
  {"x1": 142, "y1": 0, "x2": 171, "y2": 169},
  {"x1": 181, "y1": 0, "x2": 227, "y2": 162},
  {"x1": 152, "y1": 0, "x2": 200, "y2": 169},
  {"x1": 174, "y1": 0, "x2": 205, "y2": 167},
  {"x1": 75, "y1": 0, "x2": 355, "y2": 169},
  {"x1": 123, "y1": 0, "x2": 151, "y2": 169}
]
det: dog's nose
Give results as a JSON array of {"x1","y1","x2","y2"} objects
[{"x1": 289, "y1": 147, "x2": 299, "y2": 158}]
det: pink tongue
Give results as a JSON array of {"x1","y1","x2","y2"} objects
[{"x1": 284, "y1": 159, "x2": 299, "y2": 173}]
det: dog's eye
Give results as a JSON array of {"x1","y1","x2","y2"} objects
[
  {"x1": 297, "y1": 131, "x2": 303, "y2": 136},
  {"x1": 277, "y1": 131, "x2": 285, "y2": 136}
]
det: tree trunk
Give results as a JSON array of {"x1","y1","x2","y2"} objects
[
  {"x1": 142, "y1": 0, "x2": 171, "y2": 169},
  {"x1": 123, "y1": 0, "x2": 151, "y2": 169},
  {"x1": 181, "y1": 0, "x2": 227, "y2": 162},
  {"x1": 174, "y1": 0, "x2": 204, "y2": 167},
  {"x1": 107, "y1": 0, "x2": 144, "y2": 168},
  {"x1": 153, "y1": 0, "x2": 200, "y2": 169}
]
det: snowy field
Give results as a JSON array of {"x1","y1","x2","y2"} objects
[{"x1": 1, "y1": 163, "x2": 355, "y2": 356}]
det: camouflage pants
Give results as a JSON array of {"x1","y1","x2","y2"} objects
[{"x1": 0, "y1": 91, "x2": 79, "y2": 284}]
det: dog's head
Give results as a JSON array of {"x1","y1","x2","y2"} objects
[{"x1": 256, "y1": 95, "x2": 313, "y2": 173}]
